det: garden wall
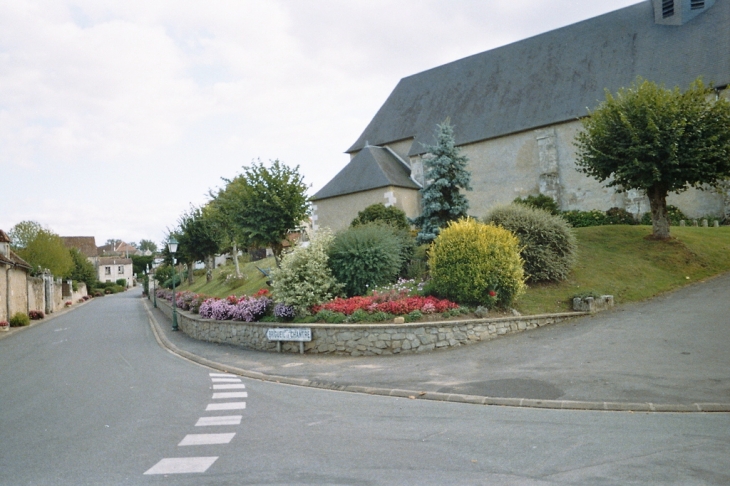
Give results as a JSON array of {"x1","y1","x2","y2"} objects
[{"x1": 156, "y1": 299, "x2": 586, "y2": 356}]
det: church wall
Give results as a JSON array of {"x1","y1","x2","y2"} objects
[
  {"x1": 452, "y1": 119, "x2": 725, "y2": 219},
  {"x1": 312, "y1": 186, "x2": 420, "y2": 233}
]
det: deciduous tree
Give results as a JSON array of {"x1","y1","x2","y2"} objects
[{"x1": 575, "y1": 78, "x2": 730, "y2": 239}]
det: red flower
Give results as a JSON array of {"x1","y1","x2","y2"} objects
[{"x1": 488, "y1": 290, "x2": 497, "y2": 297}]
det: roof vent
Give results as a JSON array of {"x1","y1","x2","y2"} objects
[{"x1": 653, "y1": 0, "x2": 715, "y2": 25}]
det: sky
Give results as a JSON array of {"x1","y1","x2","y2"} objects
[{"x1": 1, "y1": 0, "x2": 641, "y2": 246}]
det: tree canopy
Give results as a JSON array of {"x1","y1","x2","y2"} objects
[
  {"x1": 10, "y1": 224, "x2": 73, "y2": 277},
  {"x1": 138, "y1": 239, "x2": 158, "y2": 253},
  {"x1": 575, "y1": 78, "x2": 730, "y2": 239},
  {"x1": 218, "y1": 159, "x2": 309, "y2": 266},
  {"x1": 176, "y1": 205, "x2": 220, "y2": 283},
  {"x1": 350, "y1": 203, "x2": 410, "y2": 230},
  {"x1": 65, "y1": 248, "x2": 97, "y2": 286},
  {"x1": 7, "y1": 220, "x2": 43, "y2": 250},
  {"x1": 411, "y1": 121, "x2": 472, "y2": 245}
]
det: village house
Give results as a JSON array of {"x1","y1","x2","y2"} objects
[
  {"x1": 61, "y1": 236, "x2": 99, "y2": 266},
  {"x1": 312, "y1": 0, "x2": 730, "y2": 231},
  {"x1": 98, "y1": 257, "x2": 133, "y2": 287},
  {"x1": 0, "y1": 230, "x2": 32, "y2": 322}
]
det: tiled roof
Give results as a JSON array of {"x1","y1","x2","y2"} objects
[{"x1": 61, "y1": 236, "x2": 99, "y2": 258}]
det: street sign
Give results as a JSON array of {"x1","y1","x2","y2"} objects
[{"x1": 266, "y1": 328, "x2": 312, "y2": 342}]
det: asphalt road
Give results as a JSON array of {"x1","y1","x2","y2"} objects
[{"x1": 1, "y1": 289, "x2": 729, "y2": 485}]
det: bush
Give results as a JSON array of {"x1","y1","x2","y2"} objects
[
  {"x1": 270, "y1": 229, "x2": 343, "y2": 315},
  {"x1": 485, "y1": 204, "x2": 577, "y2": 282},
  {"x1": 9, "y1": 312, "x2": 30, "y2": 327},
  {"x1": 350, "y1": 203, "x2": 410, "y2": 230},
  {"x1": 561, "y1": 209, "x2": 608, "y2": 228},
  {"x1": 428, "y1": 218, "x2": 525, "y2": 307},
  {"x1": 313, "y1": 309, "x2": 347, "y2": 324},
  {"x1": 513, "y1": 194, "x2": 560, "y2": 215},
  {"x1": 605, "y1": 207, "x2": 637, "y2": 225},
  {"x1": 115, "y1": 278, "x2": 127, "y2": 287},
  {"x1": 328, "y1": 223, "x2": 405, "y2": 297}
]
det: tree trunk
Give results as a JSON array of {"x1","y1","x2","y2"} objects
[
  {"x1": 206, "y1": 255, "x2": 213, "y2": 282},
  {"x1": 187, "y1": 262, "x2": 194, "y2": 285},
  {"x1": 232, "y1": 242, "x2": 241, "y2": 277},
  {"x1": 647, "y1": 185, "x2": 671, "y2": 239}
]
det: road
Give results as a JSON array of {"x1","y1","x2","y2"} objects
[{"x1": 1, "y1": 289, "x2": 728, "y2": 485}]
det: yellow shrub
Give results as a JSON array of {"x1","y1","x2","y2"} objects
[{"x1": 429, "y1": 218, "x2": 525, "y2": 307}]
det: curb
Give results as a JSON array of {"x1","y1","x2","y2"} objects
[
  {"x1": 141, "y1": 297, "x2": 730, "y2": 413},
  {"x1": 0, "y1": 296, "x2": 95, "y2": 341}
]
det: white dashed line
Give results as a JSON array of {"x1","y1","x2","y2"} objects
[
  {"x1": 196, "y1": 415, "x2": 242, "y2": 426},
  {"x1": 213, "y1": 384, "x2": 246, "y2": 389},
  {"x1": 209, "y1": 373, "x2": 237, "y2": 377},
  {"x1": 211, "y1": 392, "x2": 248, "y2": 399},
  {"x1": 206, "y1": 401, "x2": 247, "y2": 411},
  {"x1": 211, "y1": 378, "x2": 242, "y2": 383},
  {"x1": 144, "y1": 457, "x2": 218, "y2": 475},
  {"x1": 179, "y1": 433, "x2": 236, "y2": 446}
]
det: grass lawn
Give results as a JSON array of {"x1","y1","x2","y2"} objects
[
  {"x1": 515, "y1": 225, "x2": 730, "y2": 315},
  {"x1": 175, "y1": 226, "x2": 730, "y2": 316}
]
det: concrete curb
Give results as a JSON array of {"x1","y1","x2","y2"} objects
[
  {"x1": 0, "y1": 296, "x2": 95, "y2": 341},
  {"x1": 141, "y1": 297, "x2": 730, "y2": 413}
]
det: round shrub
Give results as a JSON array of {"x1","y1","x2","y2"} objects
[
  {"x1": 485, "y1": 204, "x2": 578, "y2": 282},
  {"x1": 513, "y1": 194, "x2": 560, "y2": 215},
  {"x1": 270, "y1": 229, "x2": 343, "y2": 315},
  {"x1": 328, "y1": 223, "x2": 404, "y2": 297},
  {"x1": 429, "y1": 218, "x2": 525, "y2": 308},
  {"x1": 605, "y1": 207, "x2": 637, "y2": 225},
  {"x1": 350, "y1": 203, "x2": 410, "y2": 230},
  {"x1": 9, "y1": 312, "x2": 30, "y2": 327}
]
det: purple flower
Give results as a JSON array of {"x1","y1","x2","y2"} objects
[
  {"x1": 273, "y1": 302, "x2": 296, "y2": 319},
  {"x1": 230, "y1": 296, "x2": 271, "y2": 322}
]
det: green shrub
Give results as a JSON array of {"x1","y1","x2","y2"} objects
[
  {"x1": 347, "y1": 308, "x2": 370, "y2": 323},
  {"x1": 428, "y1": 218, "x2": 525, "y2": 307},
  {"x1": 350, "y1": 203, "x2": 410, "y2": 230},
  {"x1": 406, "y1": 310, "x2": 423, "y2": 322},
  {"x1": 115, "y1": 278, "x2": 127, "y2": 287},
  {"x1": 370, "y1": 311, "x2": 390, "y2": 322},
  {"x1": 513, "y1": 194, "x2": 560, "y2": 215},
  {"x1": 561, "y1": 209, "x2": 608, "y2": 227},
  {"x1": 328, "y1": 223, "x2": 404, "y2": 297},
  {"x1": 9, "y1": 312, "x2": 30, "y2": 327},
  {"x1": 271, "y1": 229, "x2": 343, "y2": 315},
  {"x1": 485, "y1": 204, "x2": 577, "y2": 282},
  {"x1": 605, "y1": 207, "x2": 637, "y2": 225},
  {"x1": 313, "y1": 309, "x2": 347, "y2": 323}
]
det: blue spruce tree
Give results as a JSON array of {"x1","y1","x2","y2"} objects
[{"x1": 412, "y1": 121, "x2": 472, "y2": 244}]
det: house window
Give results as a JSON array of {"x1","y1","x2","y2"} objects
[
  {"x1": 118, "y1": 266, "x2": 124, "y2": 274},
  {"x1": 105, "y1": 266, "x2": 111, "y2": 275},
  {"x1": 662, "y1": 0, "x2": 674, "y2": 17}
]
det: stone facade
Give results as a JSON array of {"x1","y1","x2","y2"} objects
[
  {"x1": 156, "y1": 299, "x2": 584, "y2": 356},
  {"x1": 312, "y1": 185, "x2": 420, "y2": 232}
]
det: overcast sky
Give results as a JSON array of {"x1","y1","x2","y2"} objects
[{"x1": 1, "y1": 0, "x2": 641, "y2": 246}]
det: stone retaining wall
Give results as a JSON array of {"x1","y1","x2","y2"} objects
[{"x1": 155, "y1": 299, "x2": 587, "y2": 356}]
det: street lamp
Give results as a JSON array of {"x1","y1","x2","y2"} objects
[
  {"x1": 145, "y1": 264, "x2": 150, "y2": 300},
  {"x1": 168, "y1": 237, "x2": 179, "y2": 331}
]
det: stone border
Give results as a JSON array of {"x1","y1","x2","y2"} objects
[
  {"x1": 143, "y1": 299, "x2": 730, "y2": 413},
  {"x1": 155, "y1": 298, "x2": 586, "y2": 356}
]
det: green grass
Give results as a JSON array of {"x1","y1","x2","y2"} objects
[
  {"x1": 176, "y1": 226, "x2": 730, "y2": 316},
  {"x1": 178, "y1": 256, "x2": 276, "y2": 298},
  {"x1": 515, "y1": 225, "x2": 730, "y2": 315}
]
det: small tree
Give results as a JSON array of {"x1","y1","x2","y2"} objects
[
  {"x1": 7, "y1": 220, "x2": 43, "y2": 250},
  {"x1": 138, "y1": 239, "x2": 158, "y2": 253},
  {"x1": 223, "y1": 159, "x2": 310, "y2": 266},
  {"x1": 13, "y1": 226, "x2": 73, "y2": 277},
  {"x1": 65, "y1": 248, "x2": 97, "y2": 287},
  {"x1": 177, "y1": 205, "x2": 220, "y2": 284},
  {"x1": 575, "y1": 78, "x2": 730, "y2": 239},
  {"x1": 411, "y1": 121, "x2": 472, "y2": 244},
  {"x1": 351, "y1": 203, "x2": 410, "y2": 230}
]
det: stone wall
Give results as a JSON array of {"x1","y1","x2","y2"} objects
[
  {"x1": 27, "y1": 277, "x2": 45, "y2": 314},
  {"x1": 156, "y1": 299, "x2": 584, "y2": 356}
]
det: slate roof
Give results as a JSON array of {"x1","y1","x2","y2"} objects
[
  {"x1": 61, "y1": 236, "x2": 98, "y2": 258},
  {"x1": 0, "y1": 229, "x2": 32, "y2": 270},
  {"x1": 348, "y1": 1, "x2": 730, "y2": 157},
  {"x1": 312, "y1": 145, "x2": 421, "y2": 200},
  {"x1": 98, "y1": 257, "x2": 133, "y2": 265}
]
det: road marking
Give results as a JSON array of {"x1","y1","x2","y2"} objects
[
  {"x1": 209, "y1": 373, "x2": 236, "y2": 377},
  {"x1": 211, "y1": 378, "x2": 242, "y2": 383},
  {"x1": 206, "y1": 401, "x2": 246, "y2": 411},
  {"x1": 212, "y1": 392, "x2": 248, "y2": 399},
  {"x1": 213, "y1": 384, "x2": 246, "y2": 389},
  {"x1": 144, "y1": 457, "x2": 218, "y2": 475},
  {"x1": 196, "y1": 416, "x2": 242, "y2": 426},
  {"x1": 179, "y1": 433, "x2": 236, "y2": 446}
]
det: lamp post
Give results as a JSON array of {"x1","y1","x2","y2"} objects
[
  {"x1": 168, "y1": 237, "x2": 179, "y2": 331},
  {"x1": 145, "y1": 265, "x2": 150, "y2": 300}
]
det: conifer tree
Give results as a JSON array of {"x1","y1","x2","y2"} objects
[{"x1": 412, "y1": 121, "x2": 472, "y2": 244}]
